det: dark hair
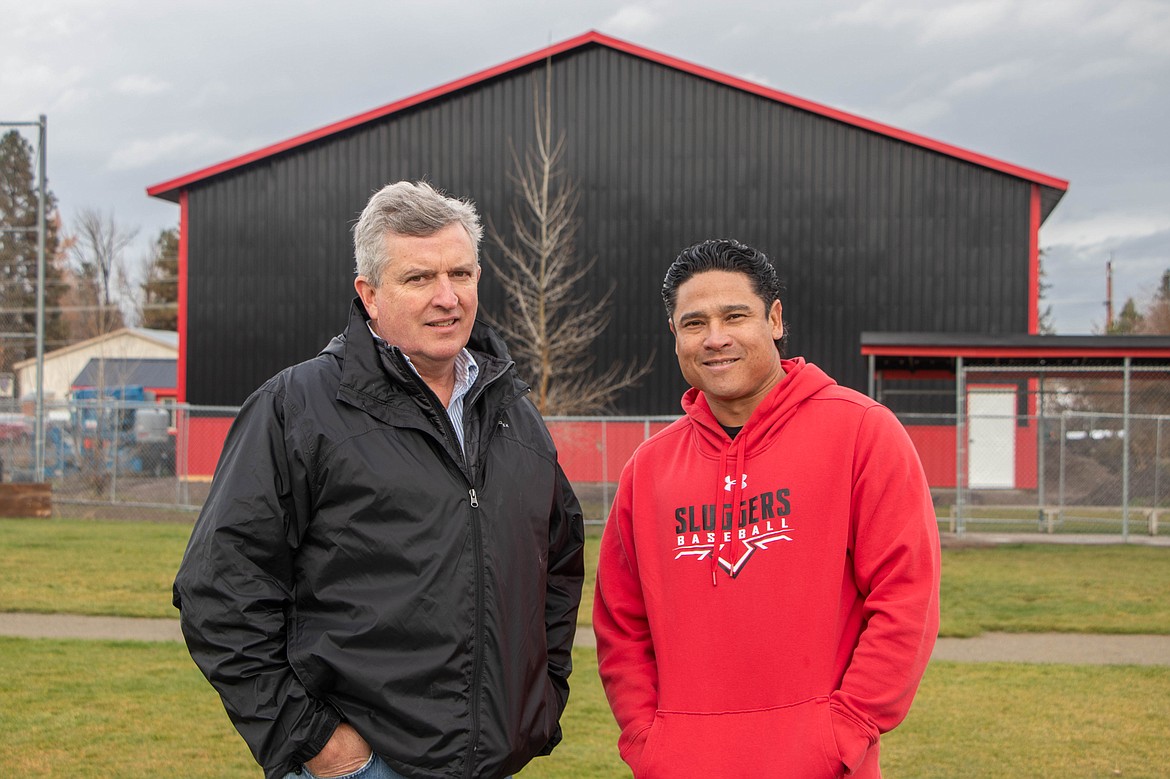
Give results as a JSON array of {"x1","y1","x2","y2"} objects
[{"x1": 662, "y1": 238, "x2": 788, "y2": 354}]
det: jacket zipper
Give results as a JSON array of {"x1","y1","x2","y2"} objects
[
  {"x1": 465, "y1": 485, "x2": 484, "y2": 779},
  {"x1": 386, "y1": 348, "x2": 518, "y2": 778},
  {"x1": 461, "y1": 397, "x2": 518, "y2": 778}
]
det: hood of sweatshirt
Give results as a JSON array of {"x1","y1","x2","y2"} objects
[{"x1": 679, "y1": 357, "x2": 836, "y2": 583}]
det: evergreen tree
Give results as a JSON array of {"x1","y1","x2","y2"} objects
[
  {"x1": 1107, "y1": 298, "x2": 1143, "y2": 334},
  {"x1": 0, "y1": 130, "x2": 67, "y2": 378},
  {"x1": 140, "y1": 227, "x2": 179, "y2": 331},
  {"x1": 1138, "y1": 268, "x2": 1170, "y2": 334},
  {"x1": 1037, "y1": 248, "x2": 1055, "y2": 334}
]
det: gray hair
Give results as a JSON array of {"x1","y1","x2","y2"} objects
[{"x1": 353, "y1": 180, "x2": 483, "y2": 285}]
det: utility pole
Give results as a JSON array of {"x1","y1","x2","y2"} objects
[
  {"x1": 1105, "y1": 255, "x2": 1114, "y2": 331},
  {"x1": 35, "y1": 115, "x2": 47, "y2": 481}
]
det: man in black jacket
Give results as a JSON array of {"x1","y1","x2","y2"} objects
[{"x1": 173, "y1": 181, "x2": 585, "y2": 779}]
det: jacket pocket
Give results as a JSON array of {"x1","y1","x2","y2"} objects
[{"x1": 637, "y1": 697, "x2": 844, "y2": 779}]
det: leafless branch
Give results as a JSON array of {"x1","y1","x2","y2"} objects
[{"x1": 483, "y1": 60, "x2": 654, "y2": 414}]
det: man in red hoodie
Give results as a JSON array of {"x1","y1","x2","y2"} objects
[{"x1": 594, "y1": 239, "x2": 941, "y2": 778}]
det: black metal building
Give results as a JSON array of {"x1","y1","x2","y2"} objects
[{"x1": 148, "y1": 31, "x2": 1067, "y2": 414}]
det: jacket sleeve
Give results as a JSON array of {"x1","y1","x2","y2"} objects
[
  {"x1": 172, "y1": 385, "x2": 340, "y2": 778},
  {"x1": 539, "y1": 462, "x2": 586, "y2": 753},
  {"x1": 593, "y1": 460, "x2": 659, "y2": 772},
  {"x1": 830, "y1": 405, "x2": 941, "y2": 774}
]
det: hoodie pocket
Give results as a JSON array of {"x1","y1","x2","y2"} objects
[{"x1": 637, "y1": 697, "x2": 844, "y2": 779}]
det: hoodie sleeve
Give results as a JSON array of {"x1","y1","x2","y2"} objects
[
  {"x1": 830, "y1": 404, "x2": 941, "y2": 774},
  {"x1": 172, "y1": 384, "x2": 340, "y2": 778},
  {"x1": 593, "y1": 460, "x2": 660, "y2": 772}
]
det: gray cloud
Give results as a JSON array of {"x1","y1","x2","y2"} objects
[{"x1": 0, "y1": 0, "x2": 1165, "y2": 336}]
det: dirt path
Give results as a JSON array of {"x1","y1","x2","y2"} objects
[{"x1": 2, "y1": 612, "x2": 1169, "y2": 665}]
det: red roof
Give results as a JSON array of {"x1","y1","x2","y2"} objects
[
  {"x1": 861, "y1": 332, "x2": 1170, "y2": 360},
  {"x1": 147, "y1": 30, "x2": 1069, "y2": 202}
]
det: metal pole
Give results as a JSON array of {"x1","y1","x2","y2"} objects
[
  {"x1": 1156, "y1": 416, "x2": 1164, "y2": 514},
  {"x1": 600, "y1": 419, "x2": 609, "y2": 521},
  {"x1": 955, "y1": 357, "x2": 965, "y2": 535},
  {"x1": 34, "y1": 115, "x2": 47, "y2": 481},
  {"x1": 1059, "y1": 412, "x2": 1067, "y2": 513},
  {"x1": 1037, "y1": 374, "x2": 1046, "y2": 529},
  {"x1": 1122, "y1": 358, "x2": 1131, "y2": 540}
]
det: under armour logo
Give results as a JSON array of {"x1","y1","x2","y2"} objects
[{"x1": 724, "y1": 473, "x2": 747, "y2": 492}]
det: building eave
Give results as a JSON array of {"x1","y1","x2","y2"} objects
[{"x1": 146, "y1": 30, "x2": 1069, "y2": 206}]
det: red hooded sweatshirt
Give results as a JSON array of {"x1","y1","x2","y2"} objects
[{"x1": 594, "y1": 358, "x2": 940, "y2": 778}]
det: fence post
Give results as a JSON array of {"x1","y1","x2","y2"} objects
[
  {"x1": 601, "y1": 418, "x2": 609, "y2": 520},
  {"x1": 1059, "y1": 412, "x2": 1067, "y2": 522},
  {"x1": 1037, "y1": 375, "x2": 1046, "y2": 507},
  {"x1": 1156, "y1": 417, "x2": 1164, "y2": 517},
  {"x1": 1122, "y1": 358, "x2": 1131, "y2": 541},
  {"x1": 954, "y1": 357, "x2": 965, "y2": 535}
]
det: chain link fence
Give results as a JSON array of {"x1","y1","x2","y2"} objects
[
  {"x1": 887, "y1": 365, "x2": 1170, "y2": 538},
  {"x1": 1, "y1": 399, "x2": 213, "y2": 521},
  {"x1": 0, "y1": 401, "x2": 681, "y2": 524},
  {"x1": 4, "y1": 366, "x2": 1167, "y2": 538}
]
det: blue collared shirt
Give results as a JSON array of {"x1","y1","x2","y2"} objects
[{"x1": 369, "y1": 325, "x2": 479, "y2": 454}]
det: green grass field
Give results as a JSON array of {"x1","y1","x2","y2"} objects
[{"x1": 2, "y1": 518, "x2": 1169, "y2": 776}]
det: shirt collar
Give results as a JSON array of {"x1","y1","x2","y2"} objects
[{"x1": 367, "y1": 323, "x2": 479, "y2": 394}]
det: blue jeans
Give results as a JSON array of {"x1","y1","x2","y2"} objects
[
  {"x1": 283, "y1": 753, "x2": 511, "y2": 779},
  {"x1": 283, "y1": 753, "x2": 402, "y2": 779}
]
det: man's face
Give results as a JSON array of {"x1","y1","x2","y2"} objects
[
  {"x1": 354, "y1": 222, "x2": 480, "y2": 382},
  {"x1": 669, "y1": 270, "x2": 785, "y2": 424}
]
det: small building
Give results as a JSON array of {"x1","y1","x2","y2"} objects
[
  {"x1": 14, "y1": 328, "x2": 179, "y2": 403},
  {"x1": 861, "y1": 332, "x2": 1170, "y2": 491},
  {"x1": 70, "y1": 357, "x2": 178, "y2": 402}
]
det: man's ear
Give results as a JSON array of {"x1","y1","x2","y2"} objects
[
  {"x1": 354, "y1": 276, "x2": 378, "y2": 319},
  {"x1": 769, "y1": 299, "x2": 783, "y2": 341}
]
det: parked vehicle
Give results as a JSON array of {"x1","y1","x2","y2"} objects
[
  {"x1": 0, "y1": 412, "x2": 32, "y2": 443},
  {"x1": 71, "y1": 385, "x2": 176, "y2": 476}
]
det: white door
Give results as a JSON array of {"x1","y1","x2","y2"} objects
[{"x1": 968, "y1": 389, "x2": 1016, "y2": 489}]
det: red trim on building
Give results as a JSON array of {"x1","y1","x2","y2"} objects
[
  {"x1": 178, "y1": 191, "x2": 189, "y2": 403},
  {"x1": 872, "y1": 369, "x2": 957, "y2": 381},
  {"x1": 862, "y1": 344, "x2": 1170, "y2": 359},
  {"x1": 1028, "y1": 184, "x2": 1041, "y2": 334},
  {"x1": 147, "y1": 30, "x2": 1068, "y2": 202}
]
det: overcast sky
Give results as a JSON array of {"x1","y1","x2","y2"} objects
[{"x1": 3, "y1": 0, "x2": 1168, "y2": 334}]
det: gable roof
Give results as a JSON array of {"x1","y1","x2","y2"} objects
[
  {"x1": 72, "y1": 357, "x2": 177, "y2": 390},
  {"x1": 147, "y1": 31, "x2": 1068, "y2": 211},
  {"x1": 11, "y1": 327, "x2": 179, "y2": 371},
  {"x1": 861, "y1": 332, "x2": 1170, "y2": 375}
]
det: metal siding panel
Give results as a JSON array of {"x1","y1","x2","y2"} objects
[{"x1": 185, "y1": 44, "x2": 1037, "y2": 412}]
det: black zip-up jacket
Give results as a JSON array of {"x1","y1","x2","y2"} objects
[{"x1": 173, "y1": 299, "x2": 585, "y2": 779}]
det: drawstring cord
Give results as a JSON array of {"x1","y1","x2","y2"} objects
[
  {"x1": 710, "y1": 451, "x2": 724, "y2": 586},
  {"x1": 711, "y1": 434, "x2": 748, "y2": 586},
  {"x1": 726, "y1": 441, "x2": 746, "y2": 581}
]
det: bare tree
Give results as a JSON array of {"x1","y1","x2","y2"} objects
[
  {"x1": 485, "y1": 63, "x2": 652, "y2": 415},
  {"x1": 70, "y1": 208, "x2": 138, "y2": 337},
  {"x1": 1138, "y1": 269, "x2": 1170, "y2": 335}
]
